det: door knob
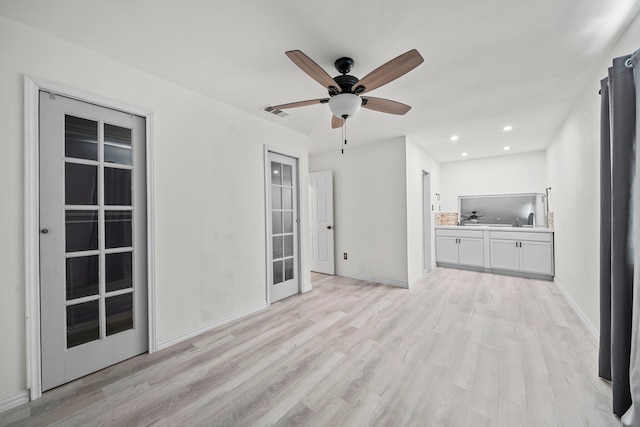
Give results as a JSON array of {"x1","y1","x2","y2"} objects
[
  {"x1": 41, "y1": 228, "x2": 49, "y2": 234},
  {"x1": 327, "y1": 225, "x2": 333, "y2": 230}
]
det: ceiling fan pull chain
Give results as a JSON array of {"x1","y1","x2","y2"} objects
[
  {"x1": 341, "y1": 120, "x2": 345, "y2": 154},
  {"x1": 344, "y1": 119, "x2": 348, "y2": 146}
]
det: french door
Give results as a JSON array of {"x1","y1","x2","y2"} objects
[
  {"x1": 267, "y1": 152, "x2": 300, "y2": 302},
  {"x1": 39, "y1": 92, "x2": 148, "y2": 391}
]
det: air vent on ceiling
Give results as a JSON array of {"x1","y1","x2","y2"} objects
[{"x1": 262, "y1": 105, "x2": 289, "y2": 118}]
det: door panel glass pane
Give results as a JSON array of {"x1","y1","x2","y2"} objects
[
  {"x1": 272, "y1": 211, "x2": 282, "y2": 234},
  {"x1": 105, "y1": 211, "x2": 132, "y2": 248},
  {"x1": 106, "y1": 293, "x2": 133, "y2": 336},
  {"x1": 273, "y1": 260, "x2": 283, "y2": 285},
  {"x1": 284, "y1": 235, "x2": 294, "y2": 257},
  {"x1": 271, "y1": 162, "x2": 282, "y2": 185},
  {"x1": 282, "y1": 188, "x2": 292, "y2": 210},
  {"x1": 67, "y1": 300, "x2": 100, "y2": 348},
  {"x1": 106, "y1": 252, "x2": 133, "y2": 292},
  {"x1": 285, "y1": 258, "x2": 294, "y2": 281},
  {"x1": 273, "y1": 236, "x2": 283, "y2": 259},
  {"x1": 104, "y1": 168, "x2": 132, "y2": 206},
  {"x1": 282, "y1": 164, "x2": 292, "y2": 186},
  {"x1": 65, "y1": 115, "x2": 98, "y2": 161},
  {"x1": 283, "y1": 211, "x2": 293, "y2": 233},
  {"x1": 66, "y1": 210, "x2": 98, "y2": 252},
  {"x1": 65, "y1": 163, "x2": 97, "y2": 205},
  {"x1": 271, "y1": 186, "x2": 281, "y2": 209},
  {"x1": 66, "y1": 256, "x2": 99, "y2": 300},
  {"x1": 104, "y1": 123, "x2": 132, "y2": 165}
]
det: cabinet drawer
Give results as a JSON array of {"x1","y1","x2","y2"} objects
[
  {"x1": 436, "y1": 228, "x2": 484, "y2": 238},
  {"x1": 490, "y1": 231, "x2": 552, "y2": 242}
]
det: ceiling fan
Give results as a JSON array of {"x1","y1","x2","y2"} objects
[{"x1": 271, "y1": 49, "x2": 424, "y2": 129}]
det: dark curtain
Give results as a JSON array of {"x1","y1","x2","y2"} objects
[
  {"x1": 600, "y1": 76, "x2": 612, "y2": 380},
  {"x1": 599, "y1": 54, "x2": 637, "y2": 418}
]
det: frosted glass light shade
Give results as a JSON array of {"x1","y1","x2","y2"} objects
[{"x1": 328, "y1": 93, "x2": 362, "y2": 119}]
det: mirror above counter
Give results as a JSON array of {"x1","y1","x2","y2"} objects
[{"x1": 458, "y1": 193, "x2": 547, "y2": 227}]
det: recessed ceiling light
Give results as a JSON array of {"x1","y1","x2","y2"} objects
[
  {"x1": 450, "y1": 135, "x2": 459, "y2": 141},
  {"x1": 502, "y1": 125, "x2": 513, "y2": 132},
  {"x1": 461, "y1": 152, "x2": 468, "y2": 157},
  {"x1": 504, "y1": 146, "x2": 511, "y2": 150}
]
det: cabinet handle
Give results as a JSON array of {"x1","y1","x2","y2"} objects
[{"x1": 515, "y1": 242, "x2": 518, "y2": 247}]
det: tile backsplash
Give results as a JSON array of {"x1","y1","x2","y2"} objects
[{"x1": 435, "y1": 212, "x2": 458, "y2": 226}]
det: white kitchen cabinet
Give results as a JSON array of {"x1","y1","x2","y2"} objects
[
  {"x1": 489, "y1": 231, "x2": 554, "y2": 276},
  {"x1": 489, "y1": 239, "x2": 519, "y2": 271},
  {"x1": 435, "y1": 229, "x2": 484, "y2": 267},
  {"x1": 435, "y1": 236, "x2": 459, "y2": 264},
  {"x1": 458, "y1": 238, "x2": 484, "y2": 266},
  {"x1": 435, "y1": 226, "x2": 555, "y2": 279}
]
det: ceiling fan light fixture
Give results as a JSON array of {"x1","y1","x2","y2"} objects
[{"x1": 328, "y1": 93, "x2": 361, "y2": 119}]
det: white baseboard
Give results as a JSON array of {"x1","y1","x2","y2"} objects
[
  {"x1": 340, "y1": 273, "x2": 409, "y2": 289},
  {"x1": 0, "y1": 390, "x2": 29, "y2": 414},
  {"x1": 408, "y1": 272, "x2": 425, "y2": 288},
  {"x1": 553, "y1": 278, "x2": 599, "y2": 339},
  {"x1": 156, "y1": 303, "x2": 267, "y2": 351}
]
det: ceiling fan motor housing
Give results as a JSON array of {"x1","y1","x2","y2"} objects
[{"x1": 331, "y1": 74, "x2": 360, "y2": 95}]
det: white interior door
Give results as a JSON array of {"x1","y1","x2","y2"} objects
[
  {"x1": 268, "y1": 152, "x2": 299, "y2": 303},
  {"x1": 39, "y1": 92, "x2": 148, "y2": 391},
  {"x1": 309, "y1": 171, "x2": 335, "y2": 275}
]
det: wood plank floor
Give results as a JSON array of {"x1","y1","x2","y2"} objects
[{"x1": 1, "y1": 268, "x2": 617, "y2": 426}]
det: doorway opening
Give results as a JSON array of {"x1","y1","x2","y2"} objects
[{"x1": 423, "y1": 171, "x2": 432, "y2": 272}]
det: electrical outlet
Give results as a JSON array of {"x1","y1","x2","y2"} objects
[{"x1": 343, "y1": 253, "x2": 348, "y2": 260}]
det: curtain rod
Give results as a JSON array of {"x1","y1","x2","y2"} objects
[{"x1": 626, "y1": 48, "x2": 640, "y2": 68}]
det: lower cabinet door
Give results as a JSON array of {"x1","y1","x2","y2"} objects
[
  {"x1": 436, "y1": 236, "x2": 459, "y2": 264},
  {"x1": 519, "y1": 241, "x2": 553, "y2": 275},
  {"x1": 490, "y1": 239, "x2": 519, "y2": 271},
  {"x1": 458, "y1": 238, "x2": 484, "y2": 267}
]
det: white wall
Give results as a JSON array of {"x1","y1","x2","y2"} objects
[
  {"x1": 309, "y1": 138, "x2": 409, "y2": 286},
  {"x1": 439, "y1": 151, "x2": 547, "y2": 212},
  {"x1": 0, "y1": 15, "x2": 310, "y2": 403},
  {"x1": 546, "y1": 15, "x2": 640, "y2": 334},
  {"x1": 405, "y1": 137, "x2": 441, "y2": 285}
]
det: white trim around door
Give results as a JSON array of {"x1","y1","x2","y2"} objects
[{"x1": 24, "y1": 76, "x2": 157, "y2": 401}]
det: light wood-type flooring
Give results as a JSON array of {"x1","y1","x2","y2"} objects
[{"x1": 1, "y1": 268, "x2": 617, "y2": 426}]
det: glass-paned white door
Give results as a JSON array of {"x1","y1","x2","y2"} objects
[
  {"x1": 268, "y1": 152, "x2": 299, "y2": 302},
  {"x1": 39, "y1": 92, "x2": 148, "y2": 391}
]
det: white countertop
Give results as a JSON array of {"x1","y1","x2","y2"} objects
[{"x1": 435, "y1": 225, "x2": 554, "y2": 233}]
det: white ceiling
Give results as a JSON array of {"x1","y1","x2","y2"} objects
[{"x1": 2, "y1": 0, "x2": 639, "y2": 162}]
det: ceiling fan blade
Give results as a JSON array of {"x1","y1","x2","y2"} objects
[
  {"x1": 352, "y1": 49, "x2": 424, "y2": 94},
  {"x1": 361, "y1": 97, "x2": 412, "y2": 115},
  {"x1": 331, "y1": 115, "x2": 344, "y2": 129},
  {"x1": 286, "y1": 50, "x2": 342, "y2": 93},
  {"x1": 271, "y1": 98, "x2": 329, "y2": 110}
]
